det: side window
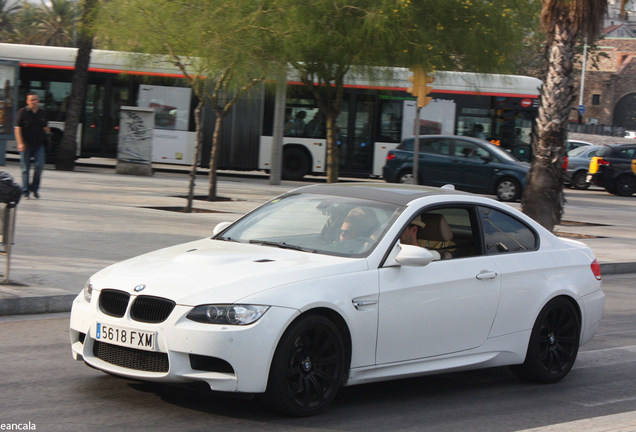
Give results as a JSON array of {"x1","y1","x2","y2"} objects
[
  {"x1": 453, "y1": 140, "x2": 478, "y2": 158},
  {"x1": 478, "y1": 206, "x2": 537, "y2": 255},
  {"x1": 474, "y1": 145, "x2": 499, "y2": 162},
  {"x1": 424, "y1": 138, "x2": 452, "y2": 155},
  {"x1": 619, "y1": 148, "x2": 636, "y2": 159},
  {"x1": 411, "y1": 207, "x2": 480, "y2": 259}
]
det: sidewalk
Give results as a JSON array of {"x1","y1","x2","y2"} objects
[{"x1": 0, "y1": 159, "x2": 634, "y2": 316}]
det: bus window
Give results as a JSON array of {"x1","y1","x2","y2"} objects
[{"x1": 458, "y1": 116, "x2": 491, "y2": 140}]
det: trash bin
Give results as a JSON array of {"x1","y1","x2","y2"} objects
[{"x1": 0, "y1": 172, "x2": 20, "y2": 284}]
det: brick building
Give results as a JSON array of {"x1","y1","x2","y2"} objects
[{"x1": 573, "y1": 38, "x2": 636, "y2": 131}]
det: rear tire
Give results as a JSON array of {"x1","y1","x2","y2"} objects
[
  {"x1": 264, "y1": 314, "x2": 345, "y2": 416},
  {"x1": 510, "y1": 297, "x2": 580, "y2": 383},
  {"x1": 282, "y1": 147, "x2": 310, "y2": 181},
  {"x1": 615, "y1": 175, "x2": 636, "y2": 196}
]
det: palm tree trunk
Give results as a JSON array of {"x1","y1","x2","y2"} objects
[
  {"x1": 56, "y1": 0, "x2": 97, "y2": 171},
  {"x1": 56, "y1": 35, "x2": 92, "y2": 170},
  {"x1": 521, "y1": 21, "x2": 577, "y2": 230}
]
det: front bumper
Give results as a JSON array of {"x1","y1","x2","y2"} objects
[{"x1": 70, "y1": 293, "x2": 299, "y2": 393}]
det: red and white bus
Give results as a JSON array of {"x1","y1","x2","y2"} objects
[{"x1": 1, "y1": 43, "x2": 541, "y2": 178}]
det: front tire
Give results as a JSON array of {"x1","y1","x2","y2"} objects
[
  {"x1": 510, "y1": 297, "x2": 580, "y2": 383},
  {"x1": 265, "y1": 314, "x2": 345, "y2": 416},
  {"x1": 397, "y1": 170, "x2": 414, "y2": 184},
  {"x1": 571, "y1": 171, "x2": 590, "y2": 190},
  {"x1": 496, "y1": 178, "x2": 521, "y2": 202}
]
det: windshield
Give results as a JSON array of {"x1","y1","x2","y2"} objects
[{"x1": 216, "y1": 193, "x2": 404, "y2": 258}]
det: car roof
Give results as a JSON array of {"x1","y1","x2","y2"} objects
[
  {"x1": 606, "y1": 143, "x2": 636, "y2": 148},
  {"x1": 291, "y1": 183, "x2": 472, "y2": 206}
]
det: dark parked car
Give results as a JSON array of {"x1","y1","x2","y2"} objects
[
  {"x1": 587, "y1": 143, "x2": 636, "y2": 196},
  {"x1": 565, "y1": 145, "x2": 602, "y2": 190},
  {"x1": 383, "y1": 135, "x2": 529, "y2": 201}
]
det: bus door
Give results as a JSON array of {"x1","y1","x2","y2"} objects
[
  {"x1": 82, "y1": 81, "x2": 106, "y2": 156},
  {"x1": 83, "y1": 79, "x2": 130, "y2": 158},
  {"x1": 338, "y1": 93, "x2": 375, "y2": 174}
]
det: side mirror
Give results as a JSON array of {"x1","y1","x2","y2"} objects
[
  {"x1": 480, "y1": 154, "x2": 493, "y2": 163},
  {"x1": 212, "y1": 221, "x2": 233, "y2": 236},
  {"x1": 385, "y1": 244, "x2": 434, "y2": 267}
]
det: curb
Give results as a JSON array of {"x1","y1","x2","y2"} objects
[
  {"x1": 599, "y1": 262, "x2": 636, "y2": 275},
  {"x1": 0, "y1": 294, "x2": 76, "y2": 316},
  {"x1": 0, "y1": 263, "x2": 633, "y2": 318}
]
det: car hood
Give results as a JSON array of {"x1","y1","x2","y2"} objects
[{"x1": 90, "y1": 238, "x2": 368, "y2": 305}]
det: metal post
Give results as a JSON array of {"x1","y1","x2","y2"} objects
[
  {"x1": 269, "y1": 69, "x2": 287, "y2": 185},
  {"x1": 412, "y1": 107, "x2": 421, "y2": 184},
  {"x1": 578, "y1": 37, "x2": 588, "y2": 119},
  {"x1": 0, "y1": 204, "x2": 15, "y2": 284}
]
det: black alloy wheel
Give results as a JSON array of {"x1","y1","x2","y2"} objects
[
  {"x1": 510, "y1": 297, "x2": 580, "y2": 383},
  {"x1": 615, "y1": 175, "x2": 636, "y2": 197},
  {"x1": 265, "y1": 314, "x2": 345, "y2": 416}
]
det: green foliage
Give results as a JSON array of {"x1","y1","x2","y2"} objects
[{"x1": 95, "y1": 0, "x2": 272, "y2": 97}]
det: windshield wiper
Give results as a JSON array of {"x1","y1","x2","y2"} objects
[
  {"x1": 249, "y1": 240, "x2": 306, "y2": 251},
  {"x1": 215, "y1": 236, "x2": 240, "y2": 242}
]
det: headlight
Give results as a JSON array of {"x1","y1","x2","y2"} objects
[
  {"x1": 83, "y1": 281, "x2": 93, "y2": 303},
  {"x1": 186, "y1": 304, "x2": 270, "y2": 325}
]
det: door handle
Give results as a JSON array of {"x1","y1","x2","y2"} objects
[
  {"x1": 352, "y1": 299, "x2": 378, "y2": 310},
  {"x1": 476, "y1": 270, "x2": 497, "y2": 280}
]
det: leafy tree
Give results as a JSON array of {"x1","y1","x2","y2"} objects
[
  {"x1": 261, "y1": 0, "x2": 538, "y2": 182},
  {"x1": 521, "y1": 0, "x2": 608, "y2": 230},
  {"x1": 95, "y1": 0, "x2": 271, "y2": 209}
]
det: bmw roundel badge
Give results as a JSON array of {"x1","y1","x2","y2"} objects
[{"x1": 134, "y1": 284, "x2": 146, "y2": 292}]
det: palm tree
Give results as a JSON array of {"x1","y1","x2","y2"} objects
[
  {"x1": 521, "y1": 0, "x2": 608, "y2": 230},
  {"x1": 0, "y1": 0, "x2": 20, "y2": 34},
  {"x1": 36, "y1": 0, "x2": 77, "y2": 47}
]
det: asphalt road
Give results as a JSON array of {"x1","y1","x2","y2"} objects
[{"x1": 0, "y1": 274, "x2": 634, "y2": 432}]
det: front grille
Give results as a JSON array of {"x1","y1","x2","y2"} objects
[
  {"x1": 99, "y1": 290, "x2": 130, "y2": 317},
  {"x1": 131, "y1": 296, "x2": 176, "y2": 323},
  {"x1": 93, "y1": 340, "x2": 169, "y2": 373}
]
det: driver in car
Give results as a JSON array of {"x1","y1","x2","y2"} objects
[{"x1": 399, "y1": 215, "x2": 441, "y2": 260}]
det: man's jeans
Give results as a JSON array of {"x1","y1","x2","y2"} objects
[{"x1": 20, "y1": 146, "x2": 45, "y2": 195}]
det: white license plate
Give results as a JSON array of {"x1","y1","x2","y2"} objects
[
  {"x1": 586, "y1": 174, "x2": 593, "y2": 183},
  {"x1": 96, "y1": 323, "x2": 156, "y2": 351}
]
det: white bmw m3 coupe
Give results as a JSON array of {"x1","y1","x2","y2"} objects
[{"x1": 70, "y1": 183, "x2": 604, "y2": 416}]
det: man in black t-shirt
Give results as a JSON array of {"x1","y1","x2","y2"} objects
[{"x1": 15, "y1": 92, "x2": 50, "y2": 199}]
